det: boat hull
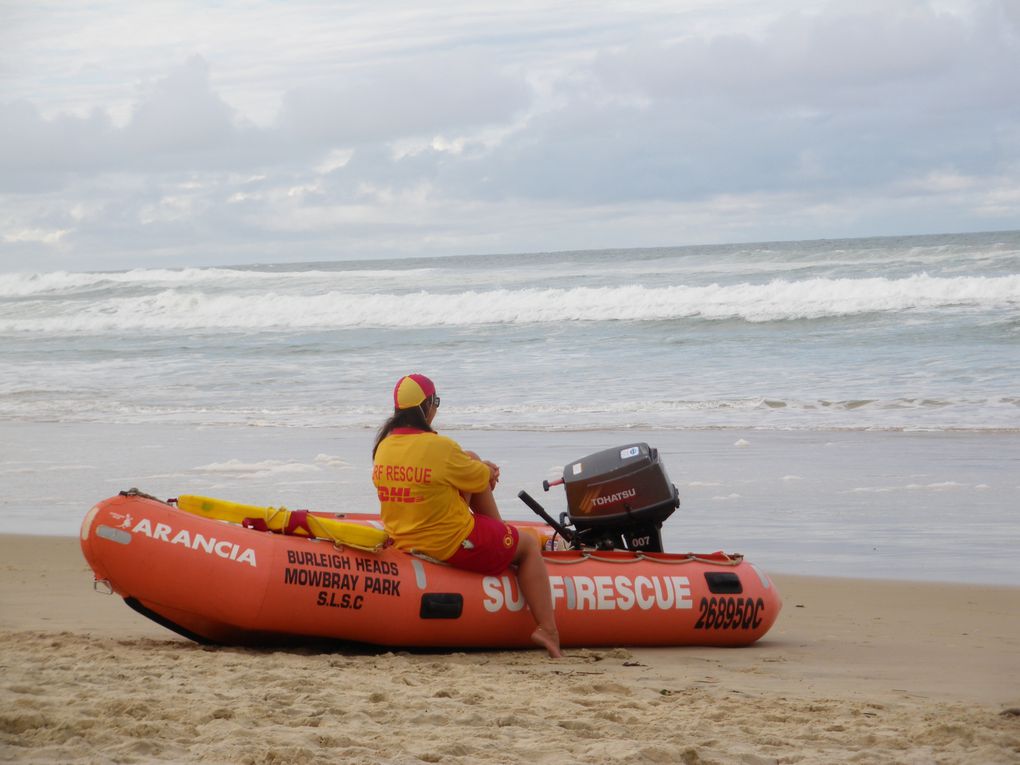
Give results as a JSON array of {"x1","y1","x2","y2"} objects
[{"x1": 81, "y1": 494, "x2": 782, "y2": 648}]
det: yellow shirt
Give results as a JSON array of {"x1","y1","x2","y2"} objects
[{"x1": 372, "y1": 429, "x2": 491, "y2": 560}]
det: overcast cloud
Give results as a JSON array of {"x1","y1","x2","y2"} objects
[{"x1": 1, "y1": 0, "x2": 1018, "y2": 271}]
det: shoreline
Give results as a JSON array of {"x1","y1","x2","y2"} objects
[
  {"x1": 2, "y1": 533, "x2": 1018, "y2": 763},
  {"x1": 3, "y1": 422, "x2": 1019, "y2": 585}
]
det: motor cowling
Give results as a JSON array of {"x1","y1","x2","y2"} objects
[{"x1": 557, "y1": 443, "x2": 679, "y2": 552}]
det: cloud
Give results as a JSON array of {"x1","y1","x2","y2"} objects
[
  {"x1": 280, "y1": 1, "x2": 1020, "y2": 209},
  {"x1": 0, "y1": 57, "x2": 277, "y2": 190},
  {"x1": 122, "y1": 57, "x2": 240, "y2": 158},
  {"x1": 0, "y1": 49, "x2": 532, "y2": 188},
  {"x1": 1, "y1": 1, "x2": 1018, "y2": 271},
  {"x1": 0, "y1": 101, "x2": 115, "y2": 190},
  {"x1": 595, "y1": 8, "x2": 968, "y2": 109},
  {"x1": 277, "y1": 53, "x2": 532, "y2": 145}
]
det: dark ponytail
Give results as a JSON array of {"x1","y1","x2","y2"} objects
[{"x1": 372, "y1": 400, "x2": 435, "y2": 457}]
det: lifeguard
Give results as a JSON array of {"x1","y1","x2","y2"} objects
[{"x1": 372, "y1": 373, "x2": 563, "y2": 658}]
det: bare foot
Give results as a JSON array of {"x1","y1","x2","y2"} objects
[{"x1": 531, "y1": 626, "x2": 563, "y2": 659}]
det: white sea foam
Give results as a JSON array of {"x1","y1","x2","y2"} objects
[
  {"x1": 314, "y1": 454, "x2": 353, "y2": 468},
  {"x1": 3, "y1": 274, "x2": 1017, "y2": 332},
  {"x1": 846, "y1": 481, "x2": 972, "y2": 493},
  {"x1": 0, "y1": 266, "x2": 439, "y2": 297},
  {"x1": 191, "y1": 459, "x2": 322, "y2": 478},
  {"x1": 0, "y1": 268, "x2": 261, "y2": 297},
  {"x1": 0, "y1": 392, "x2": 1014, "y2": 431}
]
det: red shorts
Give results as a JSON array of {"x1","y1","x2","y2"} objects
[{"x1": 446, "y1": 514, "x2": 519, "y2": 576}]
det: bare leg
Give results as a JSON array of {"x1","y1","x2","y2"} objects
[
  {"x1": 468, "y1": 488, "x2": 502, "y2": 521},
  {"x1": 464, "y1": 477, "x2": 560, "y2": 657},
  {"x1": 512, "y1": 532, "x2": 562, "y2": 658}
]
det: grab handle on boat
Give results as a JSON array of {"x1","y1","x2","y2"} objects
[{"x1": 517, "y1": 490, "x2": 574, "y2": 543}]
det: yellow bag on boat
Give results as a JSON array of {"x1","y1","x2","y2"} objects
[{"x1": 176, "y1": 495, "x2": 388, "y2": 552}]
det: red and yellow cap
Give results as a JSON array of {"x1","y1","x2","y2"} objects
[{"x1": 393, "y1": 374, "x2": 436, "y2": 410}]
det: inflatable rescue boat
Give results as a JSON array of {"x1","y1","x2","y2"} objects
[{"x1": 80, "y1": 443, "x2": 782, "y2": 648}]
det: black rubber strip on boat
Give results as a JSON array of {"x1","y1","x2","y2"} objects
[
  {"x1": 123, "y1": 596, "x2": 215, "y2": 645},
  {"x1": 704, "y1": 572, "x2": 743, "y2": 594},
  {"x1": 419, "y1": 593, "x2": 463, "y2": 619}
]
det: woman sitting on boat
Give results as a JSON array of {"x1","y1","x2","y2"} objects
[{"x1": 372, "y1": 374, "x2": 562, "y2": 658}]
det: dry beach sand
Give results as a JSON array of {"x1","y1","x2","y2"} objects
[{"x1": 1, "y1": 534, "x2": 1018, "y2": 764}]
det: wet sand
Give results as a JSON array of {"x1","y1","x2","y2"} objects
[{"x1": 1, "y1": 534, "x2": 1018, "y2": 764}]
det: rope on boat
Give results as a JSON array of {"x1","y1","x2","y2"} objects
[
  {"x1": 545, "y1": 552, "x2": 744, "y2": 566},
  {"x1": 399, "y1": 549, "x2": 744, "y2": 567}
]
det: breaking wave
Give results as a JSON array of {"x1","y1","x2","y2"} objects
[
  {"x1": 0, "y1": 266, "x2": 438, "y2": 298},
  {"x1": 2, "y1": 273, "x2": 1018, "y2": 332}
]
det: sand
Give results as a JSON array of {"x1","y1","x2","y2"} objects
[{"x1": 1, "y1": 534, "x2": 1018, "y2": 764}]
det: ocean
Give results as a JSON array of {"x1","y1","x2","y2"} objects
[{"x1": 2, "y1": 231, "x2": 1018, "y2": 583}]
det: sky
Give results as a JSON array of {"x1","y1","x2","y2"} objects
[{"x1": 1, "y1": 0, "x2": 1018, "y2": 272}]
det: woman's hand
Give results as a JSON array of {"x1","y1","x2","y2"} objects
[
  {"x1": 466, "y1": 450, "x2": 500, "y2": 490},
  {"x1": 483, "y1": 460, "x2": 500, "y2": 489}
]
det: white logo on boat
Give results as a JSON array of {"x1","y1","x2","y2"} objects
[
  {"x1": 482, "y1": 574, "x2": 692, "y2": 612},
  {"x1": 131, "y1": 518, "x2": 257, "y2": 567},
  {"x1": 109, "y1": 511, "x2": 135, "y2": 529}
]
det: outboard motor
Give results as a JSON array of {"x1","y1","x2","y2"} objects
[{"x1": 519, "y1": 443, "x2": 680, "y2": 552}]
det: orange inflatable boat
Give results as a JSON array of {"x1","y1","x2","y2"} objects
[{"x1": 80, "y1": 443, "x2": 782, "y2": 649}]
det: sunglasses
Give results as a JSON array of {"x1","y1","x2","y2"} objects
[{"x1": 432, "y1": 395, "x2": 441, "y2": 408}]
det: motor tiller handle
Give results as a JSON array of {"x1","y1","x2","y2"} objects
[{"x1": 517, "y1": 490, "x2": 574, "y2": 543}]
